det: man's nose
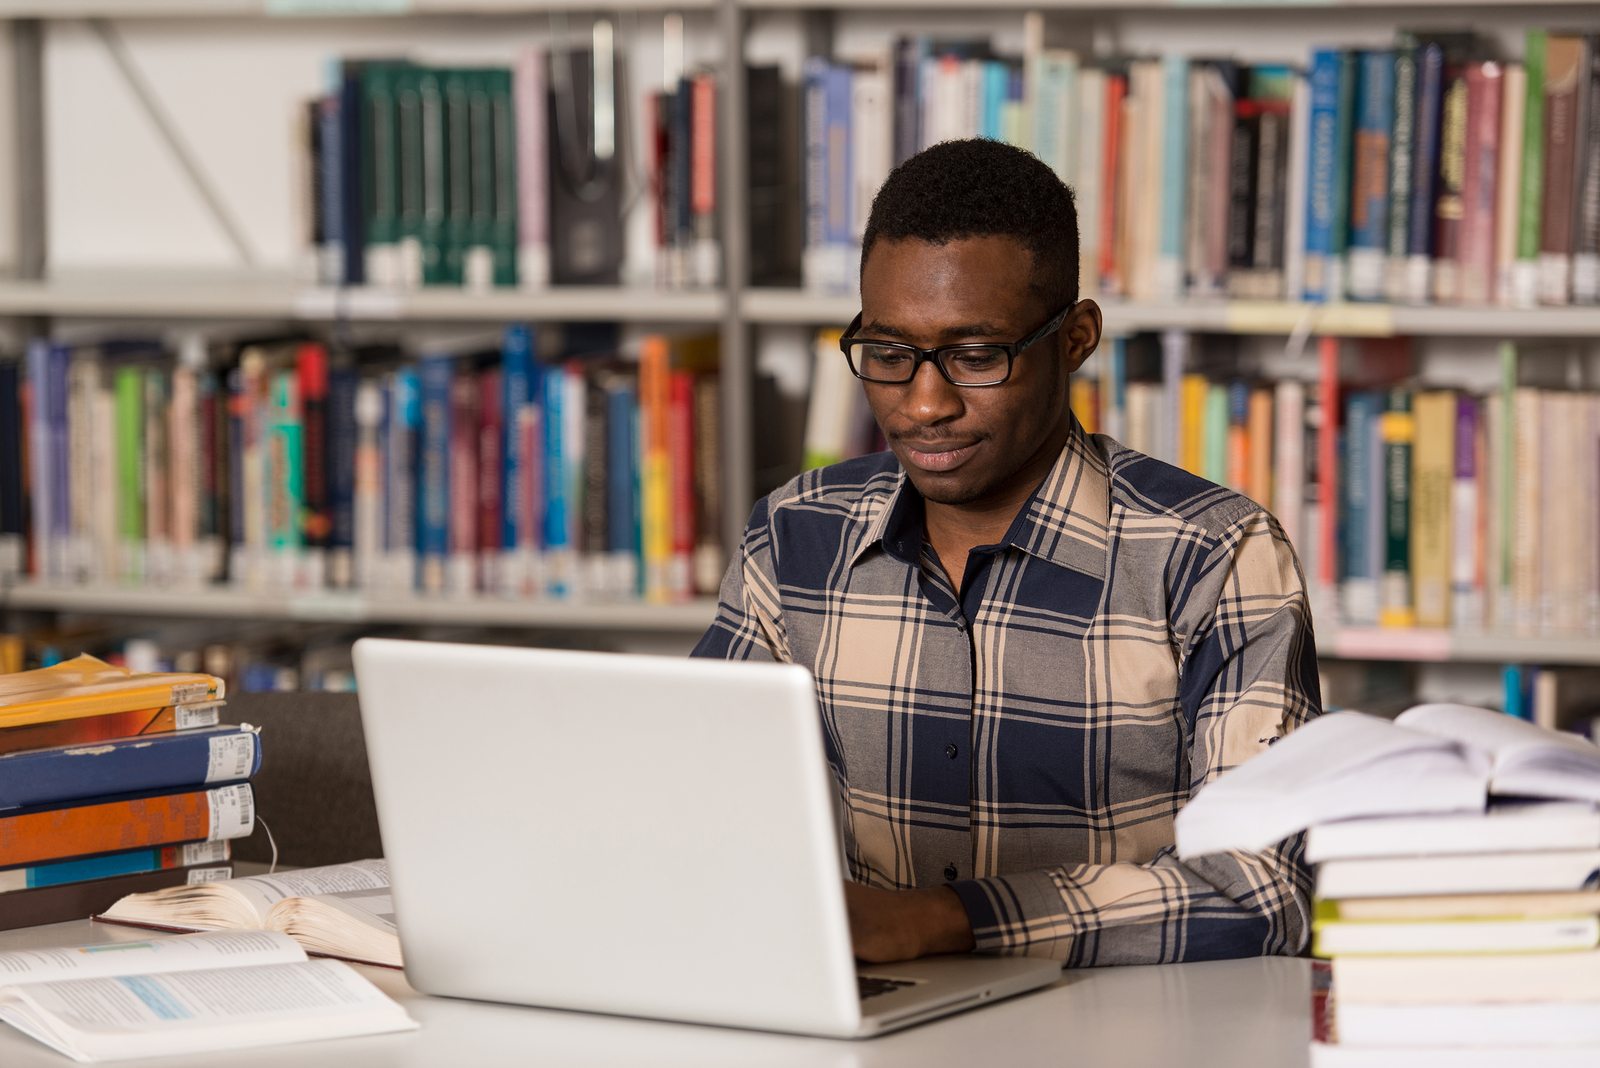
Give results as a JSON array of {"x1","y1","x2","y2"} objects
[{"x1": 902, "y1": 359, "x2": 963, "y2": 423}]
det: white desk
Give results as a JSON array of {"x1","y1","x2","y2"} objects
[{"x1": 0, "y1": 921, "x2": 1312, "y2": 1067}]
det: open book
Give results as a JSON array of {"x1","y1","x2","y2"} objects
[
  {"x1": 96, "y1": 859, "x2": 400, "y2": 968},
  {"x1": 1175, "y1": 703, "x2": 1600, "y2": 859},
  {"x1": 0, "y1": 929, "x2": 415, "y2": 1062}
]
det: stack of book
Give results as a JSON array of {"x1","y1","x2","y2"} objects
[
  {"x1": 0, "y1": 655, "x2": 258, "y2": 931},
  {"x1": 1175, "y1": 703, "x2": 1600, "y2": 1067}
]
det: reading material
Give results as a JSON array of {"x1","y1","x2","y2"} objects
[
  {"x1": 0, "y1": 929, "x2": 416, "y2": 1063},
  {"x1": 98, "y1": 859, "x2": 400, "y2": 968},
  {"x1": 1175, "y1": 704, "x2": 1600, "y2": 858}
]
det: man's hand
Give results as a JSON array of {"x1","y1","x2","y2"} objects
[{"x1": 843, "y1": 881, "x2": 977, "y2": 963}]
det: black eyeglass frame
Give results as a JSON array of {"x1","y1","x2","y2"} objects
[{"x1": 838, "y1": 303, "x2": 1076, "y2": 388}]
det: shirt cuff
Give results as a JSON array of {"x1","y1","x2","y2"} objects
[{"x1": 947, "y1": 871, "x2": 1078, "y2": 959}]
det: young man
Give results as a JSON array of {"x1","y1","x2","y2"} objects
[{"x1": 694, "y1": 140, "x2": 1321, "y2": 967}]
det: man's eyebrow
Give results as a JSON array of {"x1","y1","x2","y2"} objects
[{"x1": 859, "y1": 319, "x2": 1010, "y2": 341}]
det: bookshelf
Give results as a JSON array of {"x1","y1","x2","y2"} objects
[{"x1": 2, "y1": 0, "x2": 1598, "y2": 684}]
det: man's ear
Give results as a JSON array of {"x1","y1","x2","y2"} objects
[{"x1": 1059, "y1": 299, "x2": 1102, "y2": 375}]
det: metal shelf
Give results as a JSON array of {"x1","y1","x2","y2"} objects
[
  {"x1": 1, "y1": 583, "x2": 720, "y2": 633},
  {"x1": 1316, "y1": 625, "x2": 1600, "y2": 667},
  {"x1": 0, "y1": 275, "x2": 725, "y2": 324}
]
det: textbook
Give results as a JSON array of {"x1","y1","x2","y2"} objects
[
  {"x1": 1312, "y1": 900, "x2": 1600, "y2": 956},
  {"x1": 0, "y1": 703, "x2": 221, "y2": 758},
  {"x1": 0, "y1": 725, "x2": 260, "y2": 812},
  {"x1": 1304, "y1": 801, "x2": 1600, "y2": 862},
  {"x1": 0, "y1": 930, "x2": 416, "y2": 1062},
  {"x1": 1174, "y1": 704, "x2": 1600, "y2": 858},
  {"x1": 1316, "y1": 848, "x2": 1600, "y2": 899},
  {"x1": 0, "y1": 655, "x2": 224, "y2": 730},
  {"x1": 0, "y1": 862, "x2": 232, "y2": 934},
  {"x1": 98, "y1": 859, "x2": 401, "y2": 968},
  {"x1": 0, "y1": 784, "x2": 254, "y2": 869}
]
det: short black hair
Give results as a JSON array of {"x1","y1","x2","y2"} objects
[{"x1": 861, "y1": 139, "x2": 1079, "y2": 309}]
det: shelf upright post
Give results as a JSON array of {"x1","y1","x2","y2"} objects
[
  {"x1": 9, "y1": 18, "x2": 47, "y2": 339},
  {"x1": 718, "y1": 0, "x2": 752, "y2": 556}
]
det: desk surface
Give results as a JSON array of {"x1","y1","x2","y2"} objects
[{"x1": 0, "y1": 921, "x2": 1312, "y2": 1067}]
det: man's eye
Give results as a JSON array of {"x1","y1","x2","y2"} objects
[
  {"x1": 950, "y1": 350, "x2": 1003, "y2": 370},
  {"x1": 861, "y1": 348, "x2": 910, "y2": 366}
]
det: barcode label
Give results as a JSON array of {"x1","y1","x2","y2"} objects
[
  {"x1": 170, "y1": 683, "x2": 213, "y2": 704},
  {"x1": 187, "y1": 866, "x2": 233, "y2": 885},
  {"x1": 205, "y1": 732, "x2": 256, "y2": 783},
  {"x1": 175, "y1": 703, "x2": 222, "y2": 731},
  {"x1": 179, "y1": 841, "x2": 231, "y2": 866},
  {"x1": 206, "y1": 784, "x2": 255, "y2": 841}
]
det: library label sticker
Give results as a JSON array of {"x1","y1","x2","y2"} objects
[
  {"x1": 207, "y1": 785, "x2": 255, "y2": 841},
  {"x1": 267, "y1": 0, "x2": 411, "y2": 14},
  {"x1": 206, "y1": 732, "x2": 258, "y2": 784},
  {"x1": 175, "y1": 703, "x2": 223, "y2": 731},
  {"x1": 180, "y1": 841, "x2": 232, "y2": 867}
]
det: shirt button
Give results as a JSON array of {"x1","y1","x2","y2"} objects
[
  {"x1": 944, "y1": 863, "x2": 959, "y2": 881},
  {"x1": 945, "y1": 743, "x2": 959, "y2": 759}
]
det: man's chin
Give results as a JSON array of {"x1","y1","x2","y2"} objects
[{"x1": 902, "y1": 468, "x2": 991, "y2": 507}]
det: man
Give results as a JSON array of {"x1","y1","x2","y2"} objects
[{"x1": 693, "y1": 139, "x2": 1320, "y2": 967}]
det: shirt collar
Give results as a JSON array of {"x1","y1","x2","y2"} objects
[{"x1": 849, "y1": 414, "x2": 1112, "y2": 579}]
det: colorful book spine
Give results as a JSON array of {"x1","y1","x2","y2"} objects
[
  {"x1": 417, "y1": 354, "x2": 453, "y2": 595},
  {"x1": 1155, "y1": 54, "x2": 1189, "y2": 299},
  {"x1": 640, "y1": 336, "x2": 672, "y2": 603},
  {"x1": 1347, "y1": 49, "x2": 1394, "y2": 301},
  {"x1": 1385, "y1": 37, "x2": 1418, "y2": 302},
  {"x1": 1379, "y1": 390, "x2": 1417, "y2": 628},
  {"x1": 447, "y1": 366, "x2": 480, "y2": 594},
  {"x1": 1341, "y1": 391, "x2": 1382, "y2": 625},
  {"x1": 514, "y1": 47, "x2": 548, "y2": 288},
  {"x1": 1404, "y1": 41, "x2": 1446, "y2": 305},
  {"x1": 326, "y1": 363, "x2": 359, "y2": 589},
  {"x1": 1459, "y1": 62, "x2": 1504, "y2": 306},
  {"x1": 1411, "y1": 390, "x2": 1456, "y2": 629},
  {"x1": 1514, "y1": 30, "x2": 1548, "y2": 308},
  {"x1": 0, "y1": 784, "x2": 254, "y2": 869},
  {"x1": 0, "y1": 841, "x2": 230, "y2": 894},
  {"x1": 0, "y1": 726, "x2": 260, "y2": 812},
  {"x1": 1538, "y1": 35, "x2": 1587, "y2": 305},
  {"x1": 1430, "y1": 61, "x2": 1469, "y2": 304}
]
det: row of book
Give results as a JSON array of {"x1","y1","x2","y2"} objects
[
  {"x1": 0, "y1": 656, "x2": 256, "y2": 932},
  {"x1": 2, "y1": 326, "x2": 726, "y2": 603},
  {"x1": 304, "y1": 34, "x2": 719, "y2": 291},
  {"x1": 796, "y1": 26, "x2": 1600, "y2": 307},
  {"x1": 1175, "y1": 704, "x2": 1600, "y2": 1067},
  {"x1": 805, "y1": 327, "x2": 1599, "y2": 638}
]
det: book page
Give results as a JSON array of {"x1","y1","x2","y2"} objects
[
  {"x1": 1397, "y1": 704, "x2": 1600, "y2": 802},
  {"x1": 0, "y1": 959, "x2": 416, "y2": 1062},
  {"x1": 224, "y1": 860, "x2": 390, "y2": 919},
  {"x1": 0, "y1": 932, "x2": 304, "y2": 986},
  {"x1": 268, "y1": 890, "x2": 403, "y2": 968}
]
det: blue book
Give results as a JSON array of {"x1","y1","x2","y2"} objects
[
  {"x1": 802, "y1": 57, "x2": 830, "y2": 287},
  {"x1": 1304, "y1": 48, "x2": 1350, "y2": 302},
  {"x1": 0, "y1": 726, "x2": 260, "y2": 812},
  {"x1": 1347, "y1": 50, "x2": 1395, "y2": 301},
  {"x1": 1340, "y1": 391, "x2": 1383, "y2": 622},
  {"x1": 1503, "y1": 665, "x2": 1530, "y2": 720},
  {"x1": 499, "y1": 324, "x2": 535, "y2": 554},
  {"x1": 0, "y1": 842, "x2": 231, "y2": 893},
  {"x1": 1405, "y1": 42, "x2": 1447, "y2": 290},
  {"x1": 982, "y1": 61, "x2": 1006, "y2": 140},
  {"x1": 605, "y1": 378, "x2": 638, "y2": 559},
  {"x1": 337, "y1": 61, "x2": 367, "y2": 285},
  {"x1": 417, "y1": 355, "x2": 453, "y2": 593},
  {"x1": 1158, "y1": 55, "x2": 1189, "y2": 294},
  {"x1": 541, "y1": 359, "x2": 569, "y2": 593},
  {"x1": 823, "y1": 63, "x2": 854, "y2": 260}
]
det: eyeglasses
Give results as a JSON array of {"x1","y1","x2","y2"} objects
[{"x1": 838, "y1": 303, "x2": 1074, "y2": 388}]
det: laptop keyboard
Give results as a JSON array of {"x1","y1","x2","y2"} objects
[{"x1": 858, "y1": 975, "x2": 918, "y2": 1000}]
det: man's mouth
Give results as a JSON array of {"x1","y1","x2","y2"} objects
[{"x1": 898, "y1": 439, "x2": 979, "y2": 473}]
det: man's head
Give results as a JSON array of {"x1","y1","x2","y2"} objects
[{"x1": 854, "y1": 139, "x2": 1101, "y2": 512}]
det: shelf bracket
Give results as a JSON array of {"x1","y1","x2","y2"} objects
[{"x1": 89, "y1": 18, "x2": 259, "y2": 269}]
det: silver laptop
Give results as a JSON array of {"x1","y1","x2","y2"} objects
[{"x1": 351, "y1": 638, "x2": 1059, "y2": 1038}]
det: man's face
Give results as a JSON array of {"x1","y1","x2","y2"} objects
[{"x1": 857, "y1": 235, "x2": 1092, "y2": 509}]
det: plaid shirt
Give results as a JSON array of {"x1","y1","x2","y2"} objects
[{"x1": 692, "y1": 417, "x2": 1321, "y2": 965}]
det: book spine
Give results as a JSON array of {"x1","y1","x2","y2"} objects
[
  {"x1": 665, "y1": 370, "x2": 695, "y2": 602},
  {"x1": 1225, "y1": 380, "x2": 1249, "y2": 492},
  {"x1": 166, "y1": 359, "x2": 198, "y2": 586},
  {"x1": 1450, "y1": 394, "x2": 1483, "y2": 629},
  {"x1": 692, "y1": 374, "x2": 722, "y2": 595},
  {"x1": 446, "y1": 366, "x2": 479, "y2": 594},
  {"x1": 1496, "y1": 63, "x2": 1528, "y2": 305},
  {"x1": 1225, "y1": 100, "x2": 1259, "y2": 297},
  {"x1": 0, "y1": 703, "x2": 221, "y2": 760},
  {"x1": 802, "y1": 57, "x2": 828, "y2": 291},
  {"x1": 1515, "y1": 30, "x2": 1548, "y2": 308},
  {"x1": 1576, "y1": 43, "x2": 1600, "y2": 304},
  {"x1": 1316, "y1": 336, "x2": 1341, "y2": 596},
  {"x1": 0, "y1": 841, "x2": 230, "y2": 895},
  {"x1": 1273, "y1": 379, "x2": 1305, "y2": 551},
  {"x1": 362, "y1": 61, "x2": 403, "y2": 286},
  {"x1": 417, "y1": 355, "x2": 452, "y2": 595},
  {"x1": 462, "y1": 69, "x2": 496, "y2": 292},
  {"x1": 1538, "y1": 36, "x2": 1585, "y2": 305},
  {"x1": 605, "y1": 378, "x2": 639, "y2": 597},
  {"x1": 0, "y1": 784, "x2": 254, "y2": 869},
  {"x1": 326, "y1": 364, "x2": 358, "y2": 589},
  {"x1": 541, "y1": 356, "x2": 570, "y2": 596},
  {"x1": 562, "y1": 362, "x2": 585, "y2": 569},
  {"x1": 317, "y1": 91, "x2": 343, "y2": 285},
  {"x1": 1203, "y1": 382, "x2": 1229, "y2": 487},
  {"x1": 1411, "y1": 390, "x2": 1455, "y2": 628},
  {"x1": 1405, "y1": 42, "x2": 1445, "y2": 305},
  {"x1": 498, "y1": 324, "x2": 534, "y2": 591},
  {"x1": 1386, "y1": 38, "x2": 1417, "y2": 302},
  {"x1": 477, "y1": 366, "x2": 503, "y2": 593},
  {"x1": 1076, "y1": 67, "x2": 1106, "y2": 296},
  {"x1": 1430, "y1": 61, "x2": 1469, "y2": 304},
  {"x1": 581, "y1": 375, "x2": 610, "y2": 595},
  {"x1": 1251, "y1": 100, "x2": 1290, "y2": 299},
  {"x1": 0, "y1": 864, "x2": 233, "y2": 933},
  {"x1": 640, "y1": 336, "x2": 672, "y2": 603},
  {"x1": 1100, "y1": 71, "x2": 1126, "y2": 296},
  {"x1": 487, "y1": 68, "x2": 519, "y2": 289},
  {"x1": 267, "y1": 369, "x2": 303, "y2": 589},
  {"x1": 1246, "y1": 385, "x2": 1274, "y2": 510},
  {"x1": 338, "y1": 61, "x2": 367, "y2": 286},
  {"x1": 1379, "y1": 389, "x2": 1416, "y2": 628},
  {"x1": 144, "y1": 369, "x2": 170, "y2": 585},
  {"x1": 1341, "y1": 391, "x2": 1380, "y2": 624},
  {"x1": 690, "y1": 71, "x2": 719, "y2": 288},
  {"x1": 514, "y1": 48, "x2": 548, "y2": 289},
  {"x1": 0, "y1": 727, "x2": 260, "y2": 811},
  {"x1": 297, "y1": 342, "x2": 331, "y2": 590},
  {"x1": 0, "y1": 361, "x2": 22, "y2": 580},
  {"x1": 1348, "y1": 50, "x2": 1394, "y2": 301},
  {"x1": 1156, "y1": 55, "x2": 1188, "y2": 299},
  {"x1": 352, "y1": 378, "x2": 382, "y2": 590},
  {"x1": 24, "y1": 341, "x2": 50, "y2": 582},
  {"x1": 441, "y1": 68, "x2": 472, "y2": 287},
  {"x1": 1458, "y1": 62, "x2": 1504, "y2": 306},
  {"x1": 385, "y1": 369, "x2": 419, "y2": 592},
  {"x1": 114, "y1": 365, "x2": 147, "y2": 584}
]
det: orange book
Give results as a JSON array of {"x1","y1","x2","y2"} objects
[
  {"x1": 1099, "y1": 73, "x2": 1126, "y2": 295},
  {"x1": 0, "y1": 703, "x2": 221, "y2": 757},
  {"x1": 639, "y1": 336, "x2": 672, "y2": 603},
  {"x1": 667, "y1": 370, "x2": 697, "y2": 602},
  {"x1": 1247, "y1": 386, "x2": 1275, "y2": 509},
  {"x1": 0, "y1": 785, "x2": 253, "y2": 868},
  {"x1": 1070, "y1": 378, "x2": 1100, "y2": 435},
  {"x1": 0, "y1": 655, "x2": 224, "y2": 730}
]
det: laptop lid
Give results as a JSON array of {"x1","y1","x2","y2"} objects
[{"x1": 352, "y1": 638, "x2": 865, "y2": 1035}]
